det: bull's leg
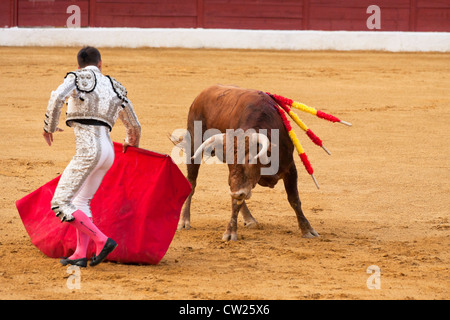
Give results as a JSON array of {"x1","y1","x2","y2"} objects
[
  {"x1": 240, "y1": 201, "x2": 259, "y2": 228},
  {"x1": 177, "y1": 162, "x2": 200, "y2": 230},
  {"x1": 283, "y1": 164, "x2": 319, "y2": 238},
  {"x1": 223, "y1": 199, "x2": 242, "y2": 241}
]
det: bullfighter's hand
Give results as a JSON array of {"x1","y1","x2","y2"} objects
[
  {"x1": 123, "y1": 141, "x2": 130, "y2": 153},
  {"x1": 43, "y1": 127, "x2": 63, "y2": 146}
]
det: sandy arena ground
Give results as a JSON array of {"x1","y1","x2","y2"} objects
[{"x1": 0, "y1": 47, "x2": 448, "y2": 300}]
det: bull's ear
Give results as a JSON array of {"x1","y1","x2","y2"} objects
[{"x1": 168, "y1": 133, "x2": 187, "y2": 148}]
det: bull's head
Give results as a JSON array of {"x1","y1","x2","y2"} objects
[{"x1": 192, "y1": 130, "x2": 271, "y2": 204}]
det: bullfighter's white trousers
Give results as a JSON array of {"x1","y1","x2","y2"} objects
[{"x1": 51, "y1": 122, "x2": 114, "y2": 219}]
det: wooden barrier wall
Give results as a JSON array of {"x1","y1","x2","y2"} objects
[{"x1": 1, "y1": 0, "x2": 449, "y2": 32}]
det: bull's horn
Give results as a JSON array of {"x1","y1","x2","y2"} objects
[
  {"x1": 251, "y1": 133, "x2": 270, "y2": 161},
  {"x1": 191, "y1": 133, "x2": 224, "y2": 161}
]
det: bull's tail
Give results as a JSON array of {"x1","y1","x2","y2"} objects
[{"x1": 266, "y1": 92, "x2": 352, "y2": 189}]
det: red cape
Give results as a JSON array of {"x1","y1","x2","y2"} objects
[{"x1": 15, "y1": 142, "x2": 191, "y2": 265}]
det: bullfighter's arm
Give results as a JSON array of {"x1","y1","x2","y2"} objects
[
  {"x1": 43, "y1": 73, "x2": 76, "y2": 133},
  {"x1": 42, "y1": 74, "x2": 76, "y2": 145},
  {"x1": 119, "y1": 99, "x2": 141, "y2": 152}
]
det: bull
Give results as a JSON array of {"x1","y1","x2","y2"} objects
[{"x1": 174, "y1": 84, "x2": 319, "y2": 240}]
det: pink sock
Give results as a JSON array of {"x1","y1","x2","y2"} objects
[
  {"x1": 68, "y1": 229, "x2": 90, "y2": 260},
  {"x1": 69, "y1": 210, "x2": 108, "y2": 255}
]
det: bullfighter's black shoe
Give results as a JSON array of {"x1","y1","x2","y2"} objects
[
  {"x1": 89, "y1": 238, "x2": 117, "y2": 267},
  {"x1": 60, "y1": 257, "x2": 88, "y2": 268}
]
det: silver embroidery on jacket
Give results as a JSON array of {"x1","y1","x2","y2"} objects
[
  {"x1": 107, "y1": 76, "x2": 129, "y2": 103},
  {"x1": 67, "y1": 68, "x2": 97, "y2": 93},
  {"x1": 44, "y1": 74, "x2": 76, "y2": 133},
  {"x1": 44, "y1": 67, "x2": 140, "y2": 146}
]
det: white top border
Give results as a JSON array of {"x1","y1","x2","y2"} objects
[{"x1": 1, "y1": 27, "x2": 449, "y2": 52}]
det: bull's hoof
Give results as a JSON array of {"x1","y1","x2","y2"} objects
[
  {"x1": 222, "y1": 232, "x2": 238, "y2": 241},
  {"x1": 177, "y1": 220, "x2": 191, "y2": 230},
  {"x1": 243, "y1": 219, "x2": 259, "y2": 229},
  {"x1": 302, "y1": 229, "x2": 319, "y2": 238}
]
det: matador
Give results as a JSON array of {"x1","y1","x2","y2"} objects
[{"x1": 42, "y1": 46, "x2": 141, "y2": 267}]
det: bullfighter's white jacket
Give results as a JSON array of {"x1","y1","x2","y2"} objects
[{"x1": 43, "y1": 65, "x2": 140, "y2": 147}]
